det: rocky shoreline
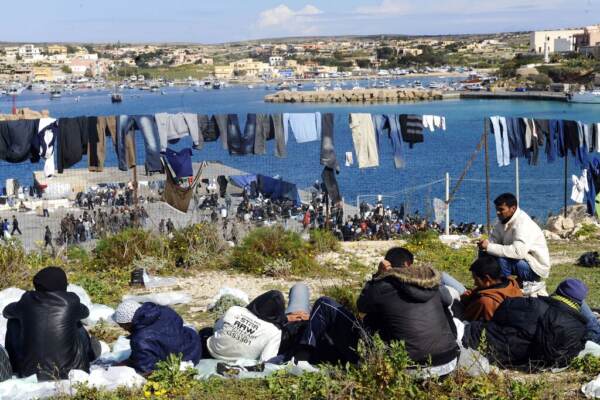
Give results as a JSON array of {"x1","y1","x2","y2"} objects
[{"x1": 264, "y1": 88, "x2": 444, "y2": 103}]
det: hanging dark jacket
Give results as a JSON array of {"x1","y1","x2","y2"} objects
[
  {"x1": 563, "y1": 120, "x2": 580, "y2": 157},
  {"x1": 3, "y1": 290, "x2": 94, "y2": 380},
  {"x1": 129, "y1": 302, "x2": 201, "y2": 375},
  {"x1": 357, "y1": 265, "x2": 459, "y2": 366},
  {"x1": 57, "y1": 117, "x2": 89, "y2": 173},
  {"x1": 0, "y1": 119, "x2": 39, "y2": 163},
  {"x1": 462, "y1": 296, "x2": 587, "y2": 370}
]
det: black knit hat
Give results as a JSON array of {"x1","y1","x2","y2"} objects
[{"x1": 33, "y1": 266, "x2": 68, "y2": 292}]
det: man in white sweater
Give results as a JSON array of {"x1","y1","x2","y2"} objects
[{"x1": 478, "y1": 193, "x2": 550, "y2": 285}]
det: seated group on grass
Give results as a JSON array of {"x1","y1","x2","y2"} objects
[{"x1": 1, "y1": 192, "x2": 599, "y2": 381}]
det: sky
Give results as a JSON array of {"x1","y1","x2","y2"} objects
[{"x1": 1, "y1": 0, "x2": 600, "y2": 43}]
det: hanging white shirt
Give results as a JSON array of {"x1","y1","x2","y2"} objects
[{"x1": 571, "y1": 169, "x2": 589, "y2": 204}]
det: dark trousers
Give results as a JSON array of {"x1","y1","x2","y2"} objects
[
  {"x1": 299, "y1": 297, "x2": 362, "y2": 364},
  {"x1": 11, "y1": 226, "x2": 21, "y2": 235}
]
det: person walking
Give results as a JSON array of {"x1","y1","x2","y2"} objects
[
  {"x1": 11, "y1": 215, "x2": 21, "y2": 236},
  {"x1": 44, "y1": 226, "x2": 54, "y2": 254}
]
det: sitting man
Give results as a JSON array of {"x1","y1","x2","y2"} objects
[
  {"x1": 462, "y1": 279, "x2": 590, "y2": 369},
  {"x1": 3, "y1": 266, "x2": 100, "y2": 380},
  {"x1": 357, "y1": 247, "x2": 460, "y2": 376},
  {"x1": 113, "y1": 300, "x2": 201, "y2": 375},
  {"x1": 207, "y1": 290, "x2": 286, "y2": 363},
  {"x1": 478, "y1": 193, "x2": 550, "y2": 294},
  {"x1": 442, "y1": 255, "x2": 522, "y2": 321}
]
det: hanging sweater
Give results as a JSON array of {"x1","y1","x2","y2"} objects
[{"x1": 399, "y1": 114, "x2": 424, "y2": 148}]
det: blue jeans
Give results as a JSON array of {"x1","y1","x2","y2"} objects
[
  {"x1": 441, "y1": 272, "x2": 467, "y2": 295},
  {"x1": 495, "y1": 257, "x2": 540, "y2": 282},
  {"x1": 581, "y1": 302, "x2": 600, "y2": 344}
]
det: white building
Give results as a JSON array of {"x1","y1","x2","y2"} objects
[
  {"x1": 530, "y1": 28, "x2": 584, "y2": 54},
  {"x1": 269, "y1": 56, "x2": 284, "y2": 66},
  {"x1": 18, "y1": 44, "x2": 44, "y2": 63}
]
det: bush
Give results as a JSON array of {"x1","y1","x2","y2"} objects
[
  {"x1": 144, "y1": 354, "x2": 198, "y2": 398},
  {"x1": 0, "y1": 240, "x2": 62, "y2": 289},
  {"x1": 322, "y1": 284, "x2": 361, "y2": 316},
  {"x1": 309, "y1": 229, "x2": 340, "y2": 253},
  {"x1": 91, "y1": 228, "x2": 167, "y2": 272},
  {"x1": 168, "y1": 223, "x2": 229, "y2": 270},
  {"x1": 230, "y1": 226, "x2": 319, "y2": 276}
]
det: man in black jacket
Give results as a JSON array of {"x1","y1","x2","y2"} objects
[
  {"x1": 357, "y1": 247, "x2": 459, "y2": 374},
  {"x1": 3, "y1": 266, "x2": 100, "y2": 381},
  {"x1": 462, "y1": 278, "x2": 589, "y2": 370}
]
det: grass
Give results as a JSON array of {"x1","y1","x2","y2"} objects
[{"x1": 10, "y1": 226, "x2": 600, "y2": 399}]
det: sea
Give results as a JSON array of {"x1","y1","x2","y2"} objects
[{"x1": 1, "y1": 76, "x2": 598, "y2": 224}]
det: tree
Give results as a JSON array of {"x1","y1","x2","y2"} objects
[
  {"x1": 376, "y1": 46, "x2": 395, "y2": 60},
  {"x1": 356, "y1": 59, "x2": 371, "y2": 69},
  {"x1": 61, "y1": 65, "x2": 72, "y2": 74},
  {"x1": 66, "y1": 45, "x2": 78, "y2": 54}
]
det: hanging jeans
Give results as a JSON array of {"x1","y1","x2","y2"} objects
[
  {"x1": 118, "y1": 115, "x2": 161, "y2": 173},
  {"x1": 373, "y1": 114, "x2": 404, "y2": 168},
  {"x1": 320, "y1": 113, "x2": 338, "y2": 170},
  {"x1": 547, "y1": 120, "x2": 560, "y2": 163},
  {"x1": 322, "y1": 167, "x2": 341, "y2": 205},
  {"x1": 271, "y1": 114, "x2": 286, "y2": 158},
  {"x1": 298, "y1": 297, "x2": 362, "y2": 365},
  {"x1": 349, "y1": 113, "x2": 379, "y2": 168},
  {"x1": 227, "y1": 114, "x2": 251, "y2": 155},
  {"x1": 213, "y1": 114, "x2": 229, "y2": 150},
  {"x1": 254, "y1": 113, "x2": 271, "y2": 155}
]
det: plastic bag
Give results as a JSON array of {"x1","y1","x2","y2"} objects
[{"x1": 123, "y1": 291, "x2": 191, "y2": 306}]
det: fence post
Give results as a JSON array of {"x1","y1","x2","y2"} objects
[
  {"x1": 515, "y1": 158, "x2": 520, "y2": 205},
  {"x1": 445, "y1": 172, "x2": 450, "y2": 236}
]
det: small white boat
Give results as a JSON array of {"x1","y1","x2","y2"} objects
[
  {"x1": 50, "y1": 90, "x2": 62, "y2": 99},
  {"x1": 247, "y1": 84, "x2": 254, "y2": 89},
  {"x1": 568, "y1": 90, "x2": 600, "y2": 104}
]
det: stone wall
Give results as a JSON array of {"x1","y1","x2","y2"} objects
[
  {"x1": 265, "y1": 89, "x2": 443, "y2": 103},
  {"x1": 0, "y1": 108, "x2": 50, "y2": 121}
]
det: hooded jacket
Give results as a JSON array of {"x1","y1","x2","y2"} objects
[
  {"x1": 459, "y1": 277, "x2": 522, "y2": 321},
  {"x1": 462, "y1": 296, "x2": 587, "y2": 369},
  {"x1": 357, "y1": 265, "x2": 459, "y2": 366},
  {"x1": 3, "y1": 290, "x2": 92, "y2": 380},
  {"x1": 129, "y1": 302, "x2": 201, "y2": 374}
]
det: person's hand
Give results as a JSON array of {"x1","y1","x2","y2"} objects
[
  {"x1": 478, "y1": 239, "x2": 489, "y2": 250},
  {"x1": 287, "y1": 311, "x2": 309, "y2": 322},
  {"x1": 378, "y1": 259, "x2": 392, "y2": 274}
]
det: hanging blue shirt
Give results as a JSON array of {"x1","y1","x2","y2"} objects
[{"x1": 164, "y1": 148, "x2": 193, "y2": 179}]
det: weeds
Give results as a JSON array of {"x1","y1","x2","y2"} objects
[{"x1": 309, "y1": 229, "x2": 340, "y2": 253}]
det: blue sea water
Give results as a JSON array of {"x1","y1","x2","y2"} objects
[{"x1": 1, "y1": 79, "x2": 598, "y2": 223}]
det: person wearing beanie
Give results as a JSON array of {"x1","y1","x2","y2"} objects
[
  {"x1": 463, "y1": 278, "x2": 590, "y2": 369},
  {"x1": 3, "y1": 266, "x2": 100, "y2": 381},
  {"x1": 114, "y1": 301, "x2": 201, "y2": 375},
  {"x1": 357, "y1": 247, "x2": 460, "y2": 376}
]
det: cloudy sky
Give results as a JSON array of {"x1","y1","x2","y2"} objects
[{"x1": 2, "y1": 0, "x2": 599, "y2": 43}]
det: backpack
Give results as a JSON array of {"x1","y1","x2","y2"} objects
[{"x1": 577, "y1": 251, "x2": 600, "y2": 268}]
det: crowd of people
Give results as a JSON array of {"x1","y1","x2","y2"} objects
[{"x1": 1, "y1": 192, "x2": 598, "y2": 384}]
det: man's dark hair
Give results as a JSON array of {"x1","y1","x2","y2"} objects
[
  {"x1": 384, "y1": 247, "x2": 414, "y2": 268},
  {"x1": 470, "y1": 256, "x2": 502, "y2": 280},
  {"x1": 493, "y1": 193, "x2": 517, "y2": 208}
]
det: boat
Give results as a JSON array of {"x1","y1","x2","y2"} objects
[
  {"x1": 160, "y1": 89, "x2": 167, "y2": 95},
  {"x1": 247, "y1": 84, "x2": 254, "y2": 89},
  {"x1": 413, "y1": 81, "x2": 423, "y2": 89},
  {"x1": 111, "y1": 93, "x2": 123, "y2": 103},
  {"x1": 568, "y1": 90, "x2": 600, "y2": 104},
  {"x1": 212, "y1": 81, "x2": 221, "y2": 90},
  {"x1": 428, "y1": 81, "x2": 443, "y2": 89},
  {"x1": 276, "y1": 82, "x2": 290, "y2": 91},
  {"x1": 50, "y1": 90, "x2": 62, "y2": 99},
  {"x1": 463, "y1": 83, "x2": 484, "y2": 91}
]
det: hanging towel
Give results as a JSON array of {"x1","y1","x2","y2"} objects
[
  {"x1": 399, "y1": 114, "x2": 424, "y2": 148},
  {"x1": 349, "y1": 113, "x2": 379, "y2": 168},
  {"x1": 345, "y1": 152, "x2": 353, "y2": 167},
  {"x1": 320, "y1": 113, "x2": 338, "y2": 171},
  {"x1": 155, "y1": 113, "x2": 201, "y2": 151},
  {"x1": 571, "y1": 169, "x2": 589, "y2": 204},
  {"x1": 283, "y1": 113, "x2": 321, "y2": 143},
  {"x1": 0, "y1": 119, "x2": 39, "y2": 163},
  {"x1": 271, "y1": 114, "x2": 286, "y2": 158}
]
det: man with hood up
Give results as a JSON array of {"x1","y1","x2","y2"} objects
[
  {"x1": 357, "y1": 247, "x2": 460, "y2": 376},
  {"x1": 3, "y1": 266, "x2": 100, "y2": 380}
]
